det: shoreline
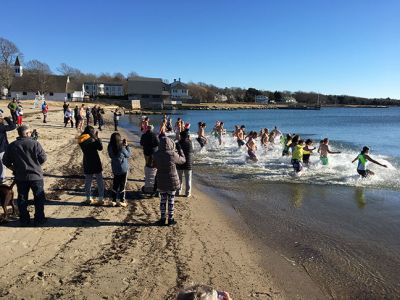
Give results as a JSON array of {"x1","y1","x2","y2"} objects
[{"x1": 0, "y1": 100, "x2": 326, "y2": 299}]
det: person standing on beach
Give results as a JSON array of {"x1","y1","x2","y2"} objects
[
  {"x1": 97, "y1": 107, "x2": 105, "y2": 131},
  {"x1": 92, "y1": 105, "x2": 98, "y2": 126},
  {"x1": 108, "y1": 132, "x2": 131, "y2": 207},
  {"x1": 74, "y1": 105, "x2": 79, "y2": 129},
  {"x1": 0, "y1": 113, "x2": 16, "y2": 183},
  {"x1": 177, "y1": 128, "x2": 193, "y2": 197},
  {"x1": 78, "y1": 126, "x2": 104, "y2": 205},
  {"x1": 140, "y1": 125, "x2": 159, "y2": 167},
  {"x1": 16, "y1": 104, "x2": 23, "y2": 126},
  {"x1": 352, "y1": 146, "x2": 387, "y2": 177},
  {"x1": 319, "y1": 138, "x2": 341, "y2": 165},
  {"x1": 41, "y1": 101, "x2": 49, "y2": 123},
  {"x1": 64, "y1": 107, "x2": 74, "y2": 128},
  {"x1": 77, "y1": 104, "x2": 86, "y2": 131},
  {"x1": 7, "y1": 98, "x2": 18, "y2": 123},
  {"x1": 113, "y1": 108, "x2": 122, "y2": 131},
  {"x1": 86, "y1": 107, "x2": 91, "y2": 126},
  {"x1": 63, "y1": 101, "x2": 69, "y2": 114},
  {"x1": 196, "y1": 122, "x2": 207, "y2": 149},
  {"x1": 153, "y1": 137, "x2": 186, "y2": 226},
  {"x1": 2, "y1": 125, "x2": 47, "y2": 226}
]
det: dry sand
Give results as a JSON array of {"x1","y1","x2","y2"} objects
[{"x1": 0, "y1": 101, "x2": 323, "y2": 299}]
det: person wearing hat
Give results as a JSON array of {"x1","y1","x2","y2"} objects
[
  {"x1": 0, "y1": 112, "x2": 16, "y2": 183},
  {"x1": 140, "y1": 125, "x2": 159, "y2": 168},
  {"x1": 2, "y1": 124, "x2": 47, "y2": 226}
]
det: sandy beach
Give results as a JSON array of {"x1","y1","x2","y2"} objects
[{"x1": 0, "y1": 101, "x2": 328, "y2": 300}]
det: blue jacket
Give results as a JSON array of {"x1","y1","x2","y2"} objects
[{"x1": 108, "y1": 144, "x2": 131, "y2": 175}]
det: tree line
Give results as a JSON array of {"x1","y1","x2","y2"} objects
[{"x1": 1, "y1": 37, "x2": 398, "y2": 105}]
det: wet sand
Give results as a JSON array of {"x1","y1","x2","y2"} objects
[
  {"x1": 0, "y1": 101, "x2": 327, "y2": 299},
  {"x1": 195, "y1": 166, "x2": 400, "y2": 299}
]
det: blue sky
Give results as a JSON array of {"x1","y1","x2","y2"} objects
[{"x1": 1, "y1": 0, "x2": 399, "y2": 99}]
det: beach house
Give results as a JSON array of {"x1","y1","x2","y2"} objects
[
  {"x1": 127, "y1": 76, "x2": 171, "y2": 109},
  {"x1": 83, "y1": 82, "x2": 124, "y2": 97},
  {"x1": 167, "y1": 78, "x2": 191, "y2": 105}
]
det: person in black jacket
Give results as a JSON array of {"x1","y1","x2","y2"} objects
[
  {"x1": 2, "y1": 124, "x2": 47, "y2": 226},
  {"x1": 0, "y1": 113, "x2": 16, "y2": 182},
  {"x1": 140, "y1": 125, "x2": 159, "y2": 168},
  {"x1": 97, "y1": 107, "x2": 104, "y2": 131},
  {"x1": 176, "y1": 129, "x2": 193, "y2": 197},
  {"x1": 78, "y1": 126, "x2": 104, "y2": 205}
]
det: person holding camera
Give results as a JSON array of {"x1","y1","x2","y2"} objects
[
  {"x1": 78, "y1": 126, "x2": 104, "y2": 205},
  {"x1": 108, "y1": 132, "x2": 131, "y2": 207}
]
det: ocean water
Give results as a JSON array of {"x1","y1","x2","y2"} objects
[
  {"x1": 125, "y1": 107, "x2": 400, "y2": 191},
  {"x1": 122, "y1": 107, "x2": 400, "y2": 297}
]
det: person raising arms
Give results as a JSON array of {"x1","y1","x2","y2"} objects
[{"x1": 352, "y1": 146, "x2": 387, "y2": 177}]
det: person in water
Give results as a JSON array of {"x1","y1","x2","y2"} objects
[
  {"x1": 302, "y1": 139, "x2": 315, "y2": 166},
  {"x1": 351, "y1": 146, "x2": 387, "y2": 177},
  {"x1": 291, "y1": 139, "x2": 305, "y2": 173},
  {"x1": 246, "y1": 131, "x2": 258, "y2": 162},
  {"x1": 319, "y1": 138, "x2": 341, "y2": 165},
  {"x1": 281, "y1": 134, "x2": 292, "y2": 156},
  {"x1": 236, "y1": 125, "x2": 246, "y2": 147},
  {"x1": 196, "y1": 122, "x2": 207, "y2": 149}
]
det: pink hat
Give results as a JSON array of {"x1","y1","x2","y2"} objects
[{"x1": 185, "y1": 123, "x2": 190, "y2": 129}]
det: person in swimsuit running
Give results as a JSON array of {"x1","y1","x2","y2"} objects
[
  {"x1": 302, "y1": 139, "x2": 315, "y2": 166},
  {"x1": 196, "y1": 122, "x2": 207, "y2": 149},
  {"x1": 236, "y1": 125, "x2": 246, "y2": 147},
  {"x1": 351, "y1": 146, "x2": 387, "y2": 177},
  {"x1": 261, "y1": 128, "x2": 269, "y2": 149},
  {"x1": 246, "y1": 131, "x2": 258, "y2": 162},
  {"x1": 319, "y1": 138, "x2": 340, "y2": 165}
]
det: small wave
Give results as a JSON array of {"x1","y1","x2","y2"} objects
[{"x1": 192, "y1": 134, "x2": 400, "y2": 191}]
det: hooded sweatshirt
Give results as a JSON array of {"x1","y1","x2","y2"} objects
[
  {"x1": 153, "y1": 137, "x2": 186, "y2": 191},
  {"x1": 78, "y1": 133, "x2": 103, "y2": 174}
]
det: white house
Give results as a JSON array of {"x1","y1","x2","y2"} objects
[
  {"x1": 283, "y1": 96, "x2": 297, "y2": 103},
  {"x1": 255, "y1": 95, "x2": 269, "y2": 104},
  {"x1": 214, "y1": 94, "x2": 228, "y2": 102},
  {"x1": 169, "y1": 78, "x2": 191, "y2": 104},
  {"x1": 84, "y1": 82, "x2": 124, "y2": 97}
]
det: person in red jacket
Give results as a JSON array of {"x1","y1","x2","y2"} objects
[{"x1": 41, "y1": 101, "x2": 49, "y2": 123}]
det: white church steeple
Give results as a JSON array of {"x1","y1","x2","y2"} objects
[{"x1": 14, "y1": 56, "x2": 23, "y2": 77}]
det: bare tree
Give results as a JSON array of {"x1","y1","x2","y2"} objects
[
  {"x1": 127, "y1": 71, "x2": 139, "y2": 79},
  {"x1": 57, "y1": 63, "x2": 82, "y2": 77},
  {"x1": 25, "y1": 59, "x2": 52, "y2": 94},
  {"x1": 0, "y1": 37, "x2": 21, "y2": 89}
]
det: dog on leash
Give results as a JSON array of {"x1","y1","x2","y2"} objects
[{"x1": 0, "y1": 180, "x2": 16, "y2": 222}]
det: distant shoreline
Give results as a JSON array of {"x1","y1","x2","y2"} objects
[{"x1": 125, "y1": 102, "x2": 394, "y2": 114}]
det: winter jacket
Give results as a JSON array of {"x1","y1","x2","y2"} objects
[
  {"x1": 153, "y1": 137, "x2": 185, "y2": 191},
  {"x1": 2, "y1": 137, "x2": 47, "y2": 181},
  {"x1": 140, "y1": 131, "x2": 159, "y2": 156},
  {"x1": 78, "y1": 134, "x2": 103, "y2": 174},
  {"x1": 176, "y1": 131, "x2": 194, "y2": 170},
  {"x1": 0, "y1": 117, "x2": 16, "y2": 152},
  {"x1": 108, "y1": 144, "x2": 131, "y2": 175}
]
